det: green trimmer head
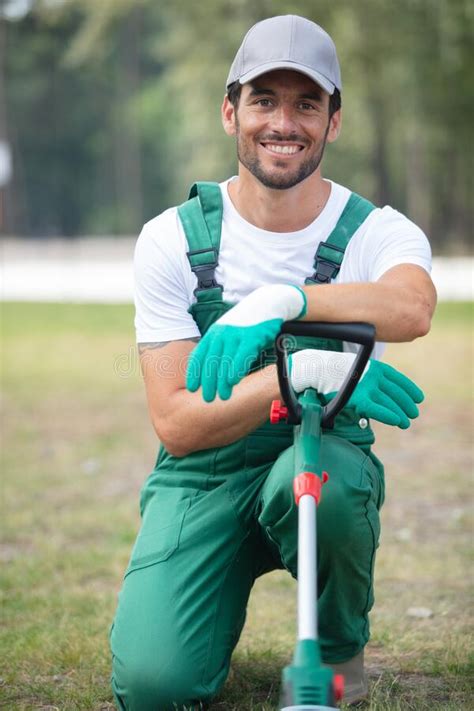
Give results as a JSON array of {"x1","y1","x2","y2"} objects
[{"x1": 280, "y1": 639, "x2": 342, "y2": 711}]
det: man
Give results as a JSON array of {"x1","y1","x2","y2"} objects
[{"x1": 110, "y1": 15, "x2": 436, "y2": 711}]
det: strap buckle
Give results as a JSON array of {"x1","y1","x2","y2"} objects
[
  {"x1": 309, "y1": 242, "x2": 346, "y2": 284},
  {"x1": 186, "y1": 247, "x2": 223, "y2": 294}
]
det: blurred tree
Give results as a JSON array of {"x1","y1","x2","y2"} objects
[
  {"x1": 3, "y1": 0, "x2": 172, "y2": 234},
  {"x1": 5, "y1": 6, "x2": 117, "y2": 234},
  {"x1": 3, "y1": 0, "x2": 472, "y2": 249}
]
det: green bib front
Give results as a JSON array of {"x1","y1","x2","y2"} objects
[{"x1": 174, "y1": 181, "x2": 377, "y2": 450}]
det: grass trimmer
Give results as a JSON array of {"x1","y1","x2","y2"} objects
[{"x1": 269, "y1": 321, "x2": 375, "y2": 711}]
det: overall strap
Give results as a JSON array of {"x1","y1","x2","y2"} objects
[
  {"x1": 177, "y1": 182, "x2": 224, "y2": 300},
  {"x1": 306, "y1": 192, "x2": 376, "y2": 285}
]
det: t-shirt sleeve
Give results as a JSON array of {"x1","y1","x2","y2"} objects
[
  {"x1": 363, "y1": 207, "x2": 432, "y2": 282},
  {"x1": 134, "y1": 211, "x2": 200, "y2": 343}
]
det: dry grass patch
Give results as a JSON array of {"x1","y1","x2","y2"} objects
[{"x1": 1, "y1": 302, "x2": 472, "y2": 710}]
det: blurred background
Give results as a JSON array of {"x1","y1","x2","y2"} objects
[
  {"x1": 1, "y1": 0, "x2": 473, "y2": 246},
  {"x1": 1, "y1": 2, "x2": 473, "y2": 710}
]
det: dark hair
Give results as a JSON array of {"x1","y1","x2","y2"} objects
[
  {"x1": 227, "y1": 81, "x2": 243, "y2": 108},
  {"x1": 226, "y1": 81, "x2": 341, "y2": 119},
  {"x1": 328, "y1": 88, "x2": 341, "y2": 118}
]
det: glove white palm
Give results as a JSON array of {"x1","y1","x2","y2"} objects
[
  {"x1": 289, "y1": 349, "x2": 424, "y2": 428},
  {"x1": 186, "y1": 284, "x2": 306, "y2": 401}
]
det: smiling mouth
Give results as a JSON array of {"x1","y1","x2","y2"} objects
[{"x1": 260, "y1": 143, "x2": 305, "y2": 156}]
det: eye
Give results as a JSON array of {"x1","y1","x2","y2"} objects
[
  {"x1": 256, "y1": 98, "x2": 273, "y2": 107},
  {"x1": 299, "y1": 102, "x2": 317, "y2": 111}
]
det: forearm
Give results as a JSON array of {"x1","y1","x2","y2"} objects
[
  {"x1": 155, "y1": 364, "x2": 280, "y2": 457},
  {"x1": 302, "y1": 270, "x2": 435, "y2": 342}
]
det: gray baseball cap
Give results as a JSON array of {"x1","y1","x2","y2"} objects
[{"x1": 226, "y1": 15, "x2": 341, "y2": 95}]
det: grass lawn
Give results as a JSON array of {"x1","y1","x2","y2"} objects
[{"x1": 1, "y1": 301, "x2": 473, "y2": 710}]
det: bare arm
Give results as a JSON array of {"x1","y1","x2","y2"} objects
[
  {"x1": 139, "y1": 339, "x2": 280, "y2": 458},
  {"x1": 302, "y1": 264, "x2": 437, "y2": 342},
  {"x1": 140, "y1": 265, "x2": 436, "y2": 456}
]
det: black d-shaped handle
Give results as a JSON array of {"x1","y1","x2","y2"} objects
[{"x1": 275, "y1": 321, "x2": 376, "y2": 428}]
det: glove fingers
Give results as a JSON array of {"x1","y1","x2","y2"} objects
[
  {"x1": 233, "y1": 340, "x2": 260, "y2": 386},
  {"x1": 228, "y1": 321, "x2": 281, "y2": 387},
  {"x1": 202, "y1": 336, "x2": 224, "y2": 403},
  {"x1": 380, "y1": 378, "x2": 420, "y2": 419},
  {"x1": 186, "y1": 335, "x2": 211, "y2": 392},
  {"x1": 218, "y1": 371, "x2": 233, "y2": 401},
  {"x1": 189, "y1": 319, "x2": 283, "y2": 400},
  {"x1": 360, "y1": 399, "x2": 400, "y2": 426},
  {"x1": 227, "y1": 340, "x2": 251, "y2": 387},
  {"x1": 372, "y1": 390, "x2": 411, "y2": 429},
  {"x1": 218, "y1": 333, "x2": 240, "y2": 400},
  {"x1": 383, "y1": 363, "x2": 425, "y2": 403}
]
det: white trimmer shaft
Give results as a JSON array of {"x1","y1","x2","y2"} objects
[
  {"x1": 298, "y1": 493, "x2": 318, "y2": 641},
  {"x1": 281, "y1": 495, "x2": 338, "y2": 711}
]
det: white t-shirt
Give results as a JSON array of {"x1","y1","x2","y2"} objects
[{"x1": 134, "y1": 178, "x2": 432, "y2": 359}]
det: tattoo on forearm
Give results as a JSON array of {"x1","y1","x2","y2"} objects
[{"x1": 138, "y1": 337, "x2": 200, "y2": 354}]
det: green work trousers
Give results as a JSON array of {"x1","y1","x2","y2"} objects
[{"x1": 110, "y1": 422, "x2": 384, "y2": 711}]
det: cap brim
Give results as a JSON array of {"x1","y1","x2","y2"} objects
[{"x1": 236, "y1": 61, "x2": 336, "y2": 94}]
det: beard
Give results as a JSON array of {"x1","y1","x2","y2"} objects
[{"x1": 235, "y1": 122, "x2": 330, "y2": 190}]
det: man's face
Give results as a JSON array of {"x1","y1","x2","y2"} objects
[{"x1": 222, "y1": 69, "x2": 341, "y2": 190}]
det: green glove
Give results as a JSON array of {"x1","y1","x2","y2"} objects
[
  {"x1": 289, "y1": 350, "x2": 424, "y2": 428},
  {"x1": 328, "y1": 359, "x2": 424, "y2": 429},
  {"x1": 186, "y1": 284, "x2": 306, "y2": 402}
]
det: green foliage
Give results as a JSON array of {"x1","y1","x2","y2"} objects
[{"x1": 3, "y1": 1, "x2": 473, "y2": 248}]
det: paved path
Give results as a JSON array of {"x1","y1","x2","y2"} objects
[{"x1": 1, "y1": 238, "x2": 472, "y2": 302}]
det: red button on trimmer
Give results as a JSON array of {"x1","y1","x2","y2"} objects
[
  {"x1": 270, "y1": 400, "x2": 289, "y2": 424},
  {"x1": 333, "y1": 673, "x2": 344, "y2": 701}
]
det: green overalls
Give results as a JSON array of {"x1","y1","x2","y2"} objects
[{"x1": 110, "y1": 183, "x2": 385, "y2": 711}]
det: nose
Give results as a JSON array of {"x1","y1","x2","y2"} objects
[{"x1": 270, "y1": 104, "x2": 298, "y2": 136}]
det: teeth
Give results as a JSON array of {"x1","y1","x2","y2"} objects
[{"x1": 265, "y1": 144, "x2": 301, "y2": 155}]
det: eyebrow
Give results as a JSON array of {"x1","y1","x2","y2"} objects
[
  {"x1": 248, "y1": 87, "x2": 276, "y2": 96},
  {"x1": 248, "y1": 85, "x2": 323, "y2": 102}
]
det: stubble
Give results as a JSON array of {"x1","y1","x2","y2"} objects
[{"x1": 235, "y1": 115, "x2": 330, "y2": 191}]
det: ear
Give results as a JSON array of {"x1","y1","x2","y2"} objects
[
  {"x1": 326, "y1": 108, "x2": 342, "y2": 144},
  {"x1": 222, "y1": 95, "x2": 237, "y2": 136}
]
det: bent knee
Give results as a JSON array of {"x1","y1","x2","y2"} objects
[
  {"x1": 112, "y1": 654, "x2": 211, "y2": 711},
  {"x1": 318, "y1": 476, "x2": 380, "y2": 549}
]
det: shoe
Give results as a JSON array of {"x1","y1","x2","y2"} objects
[{"x1": 328, "y1": 650, "x2": 368, "y2": 705}]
